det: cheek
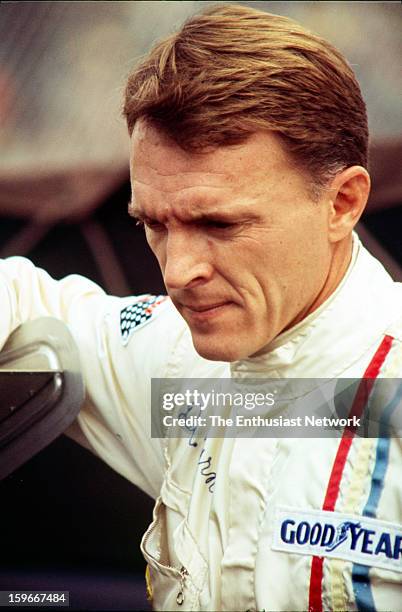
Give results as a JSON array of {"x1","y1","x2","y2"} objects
[
  {"x1": 239, "y1": 238, "x2": 312, "y2": 299},
  {"x1": 276, "y1": 217, "x2": 328, "y2": 267}
]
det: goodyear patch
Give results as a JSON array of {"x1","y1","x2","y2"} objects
[
  {"x1": 272, "y1": 506, "x2": 402, "y2": 572},
  {"x1": 120, "y1": 295, "x2": 168, "y2": 345}
]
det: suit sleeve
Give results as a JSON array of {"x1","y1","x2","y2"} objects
[{"x1": 0, "y1": 256, "x2": 186, "y2": 498}]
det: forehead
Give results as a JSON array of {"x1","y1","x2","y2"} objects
[{"x1": 130, "y1": 121, "x2": 296, "y2": 192}]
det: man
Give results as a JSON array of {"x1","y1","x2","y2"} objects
[{"x1": 1, "y1": 4, "x2": 401, "y2": 611}]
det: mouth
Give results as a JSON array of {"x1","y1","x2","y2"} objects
[{"x1": 180, "y1": 301, "x2": 233, "y2": 321}]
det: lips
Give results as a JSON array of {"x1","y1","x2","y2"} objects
[
  {"x1": 182, "y1": 301, "x2": 229, "y2": 313},
  {"x1": 177, "y1": 300, "x2": 234, "y2": 323}
]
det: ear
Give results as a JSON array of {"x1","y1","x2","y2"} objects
[{"x1": 327, "y1": 166, "x2": 370, "y2": 242}]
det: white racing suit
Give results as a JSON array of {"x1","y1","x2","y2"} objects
[{"x1": 0, "y1": 236, "x2": 401, "y2": 611}]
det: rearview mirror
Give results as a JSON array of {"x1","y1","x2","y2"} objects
[{"x1": 0, "y1": 318, "x2": 84, "y2": 480}]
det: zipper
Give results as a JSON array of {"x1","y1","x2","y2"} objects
[
  {"x1": 141, "y1": 502, "x2": 189, "y2": 606},
  {"x1": 176, "y1": 566, "x2": 189, "y2": 605}
]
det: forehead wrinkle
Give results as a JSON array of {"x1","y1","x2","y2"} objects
[
  {"x1": 135, "y1": 163, "x2": 227, "y2": 179},
  {"x1": 131, "y1": 160, "x2": 237, "y2": 192},
  {"x1": 132, "y1": 176, "x2": 229, "y2": 195},
  {"x1": 132, "y1": 181, "x2": 243, "y2": 222}
]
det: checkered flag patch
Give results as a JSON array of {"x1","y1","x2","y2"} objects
[{"x1": 120, "y1": 295, "x2": 168, "y2": 345}]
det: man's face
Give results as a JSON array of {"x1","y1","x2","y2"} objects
[{"x1": 130, "y1": 121, "x2": 336, "y2": 362}]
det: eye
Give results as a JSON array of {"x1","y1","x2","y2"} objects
[
  {"x1": 203, "y1": 220, "x2": 235, "y2": 230},
  {"x1": 143, "y1": 217, "x2": 166, "y2": 232}
]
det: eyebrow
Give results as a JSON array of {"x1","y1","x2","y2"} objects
[
  {"x1": 128, "y1": 200, "x2": 142, "y2": 219},
  {"x1": 127, "y1": 198, "x2": 260, "y2": 225}
]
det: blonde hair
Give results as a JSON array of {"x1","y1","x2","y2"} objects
[{"x1": 123, "y1": 4, "x2": 368, "y2": 189}]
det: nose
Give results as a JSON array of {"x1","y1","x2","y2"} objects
[{"x1": 162, "y1": 229, "x2": 213, "y2": 290}]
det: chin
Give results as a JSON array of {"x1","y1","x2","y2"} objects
[{"x1": 191, "y1": 334, "x2": 250, "y2": 363}]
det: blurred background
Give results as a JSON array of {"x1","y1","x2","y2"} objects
[{"x1": 0, "y1": 2, "x2": 401, "y2": 610}]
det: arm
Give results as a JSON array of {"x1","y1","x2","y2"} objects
[{"x1": 0, "y1": 256, "x2": 183, "y2": 498}]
